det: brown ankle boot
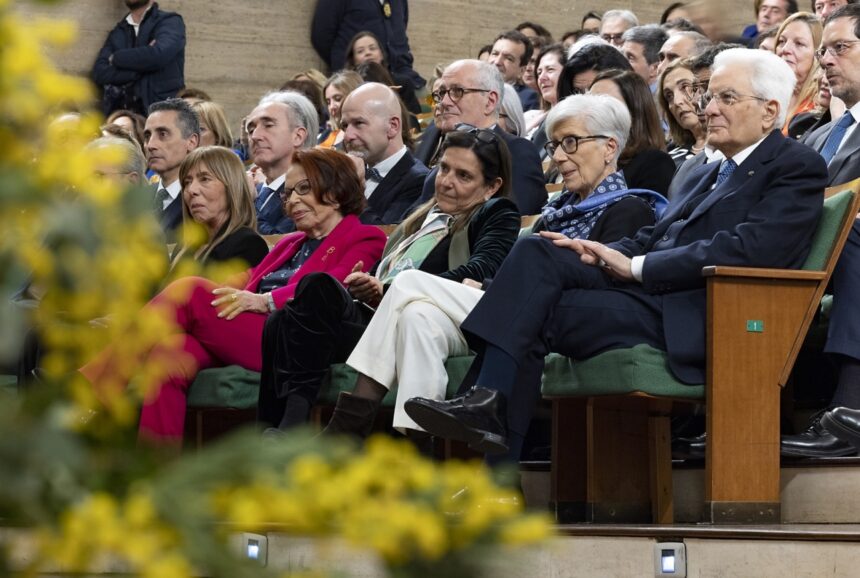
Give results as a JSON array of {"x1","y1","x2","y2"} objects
[{"x1": 321, "y1": 392, "x2": 380, "y2": 439}]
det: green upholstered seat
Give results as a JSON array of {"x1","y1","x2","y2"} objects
[
  {"x1": 541, "y1": 346, "x2": 704, "y2": 400},
  {"x1": 802, "y1": 190, "x2": 853, "y2": 271},
  {"x1": 186, "y1": 355, "x2": 476, "y2": 410}
]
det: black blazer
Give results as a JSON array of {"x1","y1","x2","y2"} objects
[
  {"x1": 619, "y1": 148, "x2": 676, "y2": 197},
  {"x1": 92, "y1": 2, "x2": 185, "y2": 113},
  {"x1": 256, "y1": 182, "x2": 296, "y2": 235},
  {"x1": 414, "y1": 122, "x2": 443, "y2": 167},
  {"x1": 360, "y1": 151, "x2": 429, "y2": 225},
  {"x1": 413, "y1": 125, "x2": 547, "y2": 217},
  {"x1": 205, "y1": 226, "x2": 269, "y2": 267},
  {"x1": 160, "y1": 194, "x2": 183, "y2": 241},
  {"x1": 611, "y1": 130, "x2": 827, "y2": 383}
]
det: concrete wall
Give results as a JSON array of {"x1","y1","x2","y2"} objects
[{"x1": 14, "y1": 0, "x2": 756, "y2": 130}]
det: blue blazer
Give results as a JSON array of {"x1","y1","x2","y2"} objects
[
  {"x1": 256, "y1": 182, "x2": 296, "y2": 235},
  {"x1": 92, "y1": 2, "x2": 185, "y2": 113},
  {"x1": 610, "y1": 130, "x2": 827, "y2": 382},
  {"x1": 414, "y1": 125, "x2": 547, "y2": 216},
  {"x1": 360, "y1": 151, "x2": 429, "y2": 225}
]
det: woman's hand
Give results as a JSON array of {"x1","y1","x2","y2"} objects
[
  {"x1": 211, "y1": 288, "x2": 268, "y2": 320},
  {"x1": 345, "y1": 261, "x2": 383, "y2": 306}
]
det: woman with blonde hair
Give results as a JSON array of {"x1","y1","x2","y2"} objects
[
  {"x1": 774, "y1": 12, "x2": 822, "y2": 137},
  {"x1": 170, "y1": 146, "x2": 268, "y2": 268},
  {"x1": 319, "y1": 70, "x2": 364, "y2": 149},
  {"x1": 191, "y1": 101, "x2": 234, "y2": 149}
]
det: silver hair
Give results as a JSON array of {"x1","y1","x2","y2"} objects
[
  {"x1": 567, "y1": 34, "x2": 611, "y2": 61},
  {"x1": 499, "y1": 84, "x2": 526, "y2": 136},
  {"x1": 446, "y1": 59, "x2": 505, "y2": 113},
  {"x1": 621, "y1": 25, "x2": 669, "y2": 64},
  {"x1": 602, "y1": 9, "x2": 640, "y2": 29},
  {"x1": 88, "y1": 136, "x2": 146, "y2": 183},
  {"x1": 711, "y1": 48, "x2": 795, "y2": 129},
  {"x1": 545, "y1": 93, "x2": 630, "y2": 163},
  {"x1": 671, "y1": 30, "x2": 713, "y2": 56},
  {"x1": 257, "y1": 90, "x2": 320, "y2": 149}
]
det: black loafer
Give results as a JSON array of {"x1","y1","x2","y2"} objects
[
  {"x1": 781, "y1": 410, "x2": 857, "y2": 458},
  {"x1": 822, "y1": 407, "x2": 860, "y2": 453},
  {"x1": 672, "y1": 432, "x2": 706, "y2": 460},
  {"x1": 404, "y1": 386, "x2": 509, "y2": 454}
]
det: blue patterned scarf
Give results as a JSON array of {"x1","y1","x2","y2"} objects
[{"x1": 541, "y1": 172, "x2": 668, "y2": 239}]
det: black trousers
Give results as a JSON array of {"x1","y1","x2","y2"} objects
[{"x1": 257, "y1": 273, "x2": 374, "y2": 427}]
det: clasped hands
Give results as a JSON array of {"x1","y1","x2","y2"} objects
[
  {"x1": 539, "y1": 231, "x2": 635, "y2": 282},
  {"x1": 345, "y1": 261, "x2": 383, "y2": 307},
  {"x1": 211, "y1": 287, "x2": 268, "y2": 320}
]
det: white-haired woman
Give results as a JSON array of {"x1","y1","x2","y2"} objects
[{"x1": 322, "y1": 93, "x2": 667, "y2": 449}]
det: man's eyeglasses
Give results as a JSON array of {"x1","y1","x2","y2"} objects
[
  {"x1": 430, "y1": 87, "x2": 490, "y2": 104},
  {"x1": 601, "y1": 33, "x2": 624, "y2": 44},
  {"x1": 280, "y1": 179, "x2": 312, "y2": 201},
  {"x1": 544, "y1": 134, "x2": 608, "y2": 157},
  {"x1": 698, "y1": 90, "x2": 766, "y2": 110},
  {"x1": 815, "y1": 40, "x2": 860, "y2": 61}
]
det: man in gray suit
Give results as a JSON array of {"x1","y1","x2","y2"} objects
[{"x1": 782, "y1": 4, "x2": 860, "y2": 458}]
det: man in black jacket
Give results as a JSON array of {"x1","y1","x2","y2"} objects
[{"x1": 93, "y1": 0, "x2": 186, "y2": 116}]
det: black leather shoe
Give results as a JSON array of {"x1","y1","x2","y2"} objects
[
  {"x1": 672, "y1": 432, "x2": 706, "y2": 460},
  {"x1": 781, "y1": 410, "x2": 857, "y2": 458},
  {"x1": 404, "y1": 386, "x2": 509, "y2": 454},
  {"x1": 822, "y1": 407, "x2": 860, "y2": 452}
]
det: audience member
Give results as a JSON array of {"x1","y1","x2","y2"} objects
[
  {"x1": 170, "y1": 146, "x2": 268, "y2": 270},
  {"x1": 413, "y1": 59, "x2": 547, "y2": 215},
  {"x1": 659, "y1": 59, "x2": 708, "y2": 168},
  {"x1": 558, "y1": 41, "x2": 632, "y2": 102},
  {"x1": 498, "y1": 84, "x2": 526, "y2": 136},
  {"x1": 191, "y1": 101, "x2": 233, "y2": 148},
  {"x1": 105, "y1": 109, "x2": 146, "y2": 149},
  {"x1": 404, "y1": 48, "x2": 826, "y2": 463},
  {"x1": 345, "y1": 30, "x2": 422, "y2": 115},
  {"x1": 774, "y1": 12, "x2": 822, "y2": 135},
  {"x1": 526, "y1": 43, "x2": 565, "y2": 144},
  {"x1": 177, "y1": 87, "x2": 211, "y2": 105},
  {"x1": 291, "y1": 69, "x2": 328, "y2": 91},
  {"x1": 581, "y1": 11, "x2": 603, "y2": 35},
  {"x1": 516, "y1": 21, "x2": 554, "y2": 44},
  {"x1": 280, "y1": 79, "x2": 327, "y2": 135},
  {"x1": 600, "y1": 9, "x2": 639, "y2": 47},
  {"x1": 477, "y1": 44, "x2": 493, "y2": 62},
  {"x1": 144, "y1": 98, "x2": 199, "y2": 239},
  {"x1": 259, "y1": 128, "x2": 519, "y2": 434},
  {"x1": 488, "y1": 30, "x2": 540, "y2": 112},
  {"x1": 340, "y1": 83, "x2": 429, "y2": 224},
  {"x1": 657, "y1": 31, "x2": 712, "y2": 75},
  {"x1": 560, "y1": 30, "x2": 582, "y2": 49},
  {"x1": 621, "y1": 25, "x2": 669, "y2": 91},
  {"x1": 311, "y1": 0, "x2": 425, "y2": 92},
  {"x1": 662, "y1": 2, "x2": 691, "y2": 23},
  {"x1": 782, "y1": 4, "x2": 860, "y2": 457},
  {"x1": 755, "y1": 25, "x2": 781, "y2": 49},
  {"x1": 522, "y1": 36, "x2": 547, "y2": 94},
  {"x1": 246, "y1": 91, "x2": 320, "y2": 235},
  {"x1": 93, "y1": 0, "x2": 185, "y2": 116},
  {"x1": 791, "y1": 72, "x2": 846, "y2": 140},
  {"x1": 319, "y1": 70, "x2": 364, "y2": 149},
  {"x1": 743, "y1": 0, "x2": 798, "y2": 40},
  {"x1": 662, "y1": 18, "x2": 707, "y2": 35},
  {"x1": 813, "y1": 0, "x2": 855, "y2": 18},
  {"x1": 321, "y1": 95, "x2": 665, "y2": 444},
  {"x1": 589, "y1": 70, "x2": 676, "y2": 195}
]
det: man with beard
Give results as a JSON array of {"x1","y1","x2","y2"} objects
[
  {"x1": 93, "y1": 0, "x2": 186, "y2": 116},
  {"x1": 339, "y1": 83, "x2": 429, "y2": 225}
]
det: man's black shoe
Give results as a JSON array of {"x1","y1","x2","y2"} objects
[
  {"x1": 404, "y1": 386, "x2": 509, "y2": 454},
  {"x1": 672, "y1": 432, "x2": 706, "y2": 460},
  {"x1": 822, "y1": 407, "x2": 860, "y2": 453},
  {"x1": 781, "y1": 410, "x2": 857, "y2": 458}
]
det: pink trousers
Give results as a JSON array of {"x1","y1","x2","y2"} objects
[{"x1": 80, "y1": 277, "x2": 265, "y2": 444}]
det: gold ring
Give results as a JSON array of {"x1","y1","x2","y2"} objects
[{"x1": 231, "y1": 294, "x2": 238, "y2": 302}]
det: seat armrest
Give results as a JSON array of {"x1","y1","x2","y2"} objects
[{"x1": 702, "y1": 266, "x2": 826, "y2": 281}]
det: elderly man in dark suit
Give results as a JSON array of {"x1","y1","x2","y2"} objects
[
  {"x1": 339, "y1": 83, "x2": 428, "y2": 225},
  {"x1": 405, "y1": 48, "x2": 828, "y2": 462},
  {"x1": 143, "y1": 98, "x2": 198, "y2": 240},
  {"x1": 93, "y1": 0, "x2": 185, "y2": 116},
  {"x1": 410, "y1": 59, "x2": 547, "y2": 216},
  {"x1": 782, "y1": 4, "x2": 860, "y2": 457}
]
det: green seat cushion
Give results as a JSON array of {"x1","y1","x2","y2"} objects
[
  {"x1": 541, "y1": 344, "x2": 704, "y2": 400},
  {"x1": 187, "y1": 356, "x2": 476, "y2": 410},
  {"x1": 802, "y1": 189, "x2": 853, "y2": 271}
]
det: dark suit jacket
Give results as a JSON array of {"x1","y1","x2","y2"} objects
[
  {"x1": 92, "y1": 2, "x2": 185, "y2": 114},
  {"x1": 256, "y1": 182, "x2": 296, "y2": 235},
  {"x1": 610, "y1": 130, "x2": 827, "y2": 382},
  {"x1": 514, "y1": 83, "x2": 540, "y2": 112},
  {"x1": 360, "y1": 151, "x2": 429, "y2": 225},
  {"x1": 414, "y1": 122, "x2": 443, "y2": 167},
  {"x1": 413, "y1": 125, "x2": 547, "y2": 216},
  {"x1": 310, "y1": 0, "x2": 425, "y2": 90},
  {"x1": 667, "y1": 151, "x2": 709, "y2": 200},
  {"x1": 804, "y1": 116, "x2": 860, "y2": 186},
  {"x1": 620, "y1": 148, "x2": 676, "y2": 197},
  {"x1": 160, "y1": 194, "x2": 183, "y2": 241}
]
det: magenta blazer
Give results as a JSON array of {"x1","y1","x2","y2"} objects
[{"x1": 243, "y1": 214, "x2": 386, "y2": 308}]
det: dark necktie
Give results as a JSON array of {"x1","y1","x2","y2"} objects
[
  {"x1": 820, "y1": 112, "x2": 856, "y2": 165},
  {"x1": 714, "y1": 158, "x2": 737, "y2": 187},
  {"x1": 255, "y1": 186, "x2": 274, "y2": 212},
  {"x1": 365, "y1": 166, "x2": 382, "y2": 182},
  {"x1": 153, "y1": 186, "x2": 170, "y2": 214}
]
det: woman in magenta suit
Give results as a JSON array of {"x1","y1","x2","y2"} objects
[{"x1": 80, "y1": 149, "x2": 386, "y2": 445}]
